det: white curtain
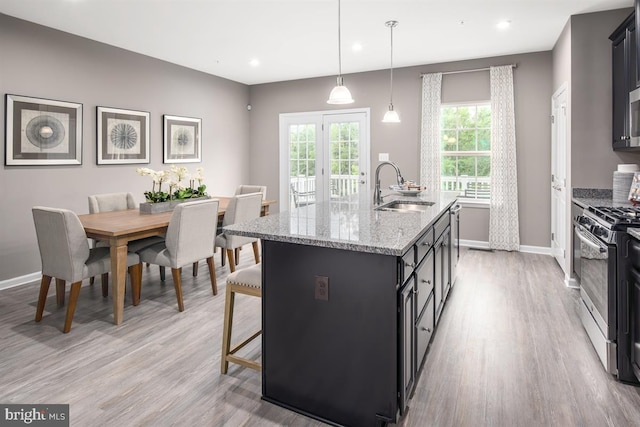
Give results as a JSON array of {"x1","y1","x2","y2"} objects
[
  {"x1": 489, "y1": 65, "x2": 519, "y2": 251},
  {"x1": 420, "y1": 73, "x2": 442, "y2": 195}
]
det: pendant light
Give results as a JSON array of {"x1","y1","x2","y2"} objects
[
  {"x1": 327, "y1": 0, "x2": 354, "y2": 104},
  {"x1": 382, "y1": 20, "x2": 400, "y2": 123}
]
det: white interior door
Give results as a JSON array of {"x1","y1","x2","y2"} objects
[
  {"x1": 280, "y1": 109, "x2": 370, "y2": 210},
  {"x1": 551, "y1": 85, "x2": 568, "y2": 271}
]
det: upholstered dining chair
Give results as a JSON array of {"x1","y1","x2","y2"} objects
[
  {"x1": 215, "y1": 193, "x2": 262, "y2": 273},
  {"x1": 136, "y1": 199, "x2": 220, "y2": 312},
  {"x1": 234, "y1": 185, "x2": 267, "y2": 199},
  {"x1": 88, "y1": 192, "x2": 165, "y2": 291},
  {"x1": 32, "y1": 206, "x2": 142, "y2": 333}
]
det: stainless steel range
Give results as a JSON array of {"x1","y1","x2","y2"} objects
[{"x1": 574, "y1": 206, "x2": 639, "y2": 383}]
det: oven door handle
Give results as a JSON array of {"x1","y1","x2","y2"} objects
[{"x1": 574, "y1": 225, "x2": 607, "y2": 253}]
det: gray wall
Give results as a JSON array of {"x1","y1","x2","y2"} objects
[
  {"x1": 570, "y1": 8, "x2": 640, "y2": 188},
  {"x1": 0, "y1": 14, "x2": 251, "y2": 282},
  {"x1": 249, "y1": 52, "x2": 553, "y2": 248}
]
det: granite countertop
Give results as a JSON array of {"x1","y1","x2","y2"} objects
[
  {"x1": 629, "y1": 229, "x2": 640, "y2": 241},
  {"x1": 223, "y1": 191, "x2": 458, "y2": 256},
  {"x1": 572, "y1": 188, "x2": 636, "y2": 209}
]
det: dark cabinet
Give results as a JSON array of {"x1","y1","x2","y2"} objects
[
  {"x1": 396, "y1": 208, "x2": 454, "y2": 414},
  {"x1": 416, "y1": 293, "x2": 435, "y2": 369},
  {"x1": 611, "y1": 12, "x2": 638, "y2": 150},
  {"x1": 433, "y1": 212, "x2": 451, "y2": 324},
  {"x1": 415, "y1": 249, "x2": 435, "y2": 370},
  {"x1": 434, "y1": 233, "x2": 449, "y2": 323},
  {"x1": 415, "y1": 249, "x2": 434, "y2": 317},
  {"x1": 632, "y1": 274, "x2": 640, "y2": 381},
  {"x1": 627, "y1": 237, "x2": 640, "y2": 382},
  {"x1": 399, "y1": 277, "x2": 415, "y2": 415}
]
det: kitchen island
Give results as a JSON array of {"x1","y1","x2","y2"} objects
[{"x1": 224, "y1": 191, "x2": 459, "y2": 426}]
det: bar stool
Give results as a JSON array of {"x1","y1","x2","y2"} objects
[{"x1": 221, "y1": 263, "x2": 262, "y2": 373}]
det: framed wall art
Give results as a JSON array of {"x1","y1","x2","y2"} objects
[
  {"x1": 5, "y1": 94, "x2": 82, "y2": 166},
  {"x1": 97, "y1": 106, "x2": 150, "y2": 164},
  {"x1": 163, "y1": 115, "x2": 201, "y2": 163}
]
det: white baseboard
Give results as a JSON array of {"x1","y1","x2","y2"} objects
[
  {"x1": 564, "y1": 277, "x2": 580, "y2": 289},
  {"x1": 460, "y1": 239, "x2": 490, "y2": 249},
  {"x1": 0, "y1": 272, "x2": 40, "y2": 291},
  {"x1": 460, "y1": 239, "x2": 552, "y2": 255}
]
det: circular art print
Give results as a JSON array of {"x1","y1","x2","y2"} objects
[
  {"x1": 25, "y1": 115, "x2": 66, "y2": 149},
  {"x1": 110, "y1": 123, "x2": 138, "y2": 149}
]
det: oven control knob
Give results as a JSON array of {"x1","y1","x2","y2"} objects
[{"x1": 594, "y1": 227, "x2": 606, "y2": 237}]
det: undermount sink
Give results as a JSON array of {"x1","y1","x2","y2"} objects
[{"x1": 375, "y1": 201, "x2": 435, "y2": 213}]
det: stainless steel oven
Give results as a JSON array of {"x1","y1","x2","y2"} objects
[
  {"x1": 574, "y1": 205, "x2": 640, "y2": 383},
  {"x1": 574, "y1": 221, "x2": 617, "y2": 373}
]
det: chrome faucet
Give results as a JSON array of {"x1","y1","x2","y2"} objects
[{"x1": 374, "y1": 161, "x2": 405, "y2": 205}]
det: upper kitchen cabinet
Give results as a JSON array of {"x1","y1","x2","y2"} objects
[{"x1": 611, "y1": 12, "x2": 638, "y2": 150}]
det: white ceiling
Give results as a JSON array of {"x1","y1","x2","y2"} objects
[{"x1": 0, "y1": 0, "x2": 634, "y2": 85}]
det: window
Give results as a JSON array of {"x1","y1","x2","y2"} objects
[{"x1": 441, "y1": 103, "x2": 491, "y2": 200}]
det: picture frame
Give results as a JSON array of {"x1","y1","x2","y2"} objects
[
  {"x1": 5, "y1": 94, "x2": 82, "y2": 166},
  {"x1": 97, "y1": 106, "x2": 150, "y2": 164},
  {"x1": 163, "y1": 115, "x2": 202, "y2": 163}
]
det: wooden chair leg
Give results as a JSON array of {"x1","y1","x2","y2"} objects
[
  {"x1": 55, "y1": 279, "x2": 65, "y2": 306},
  {"x1": 129, "y1": 263, "x2": 142, "y2": 306},
  {"x1": 171, "y1": 268, "x2": 185, "y2": 312},
  {"x1": 193, "y1": 261, "x2": 199, "y2": 277},
  {"x1": 90, "y1": 276, "x2": 95, "y2": 285},
  {"x1": 206, "y1": 256, "x2": 217, "y2": 296},
  {"x1": 221, "y1": 283, "x2": 235, "y2": 374},
  {"x1": 160, "y1": 266, "x2": 166, "y2": 281},
  {"x1": 252, "y1": 241, "x2": 260, "y2": 264},
  {"x1": 63, "y1": 281, "x2": 82, "y2": 333},
  {"x1": 221, "y1": 249, "x2": 226, "y2": 266},
  {"x1": 226, "y1": 249, "x2": 236, "y2": 273},
  {"x1": 101, "y1": 273, "x2": 109, "y2": 297},
  {"x1": 235, "y1": 248, "x2": 240, "y2": 266},
  {"x1": 35, "y1": 275, "x2": 52, "y2": 322}
]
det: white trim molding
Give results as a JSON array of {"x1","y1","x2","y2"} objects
[
  {"x1": 460, "y1": 239, "x2": 552, "y2": 255},
  {"x1": 0, "y1": 271, "x2": 40, "y2": 291}
]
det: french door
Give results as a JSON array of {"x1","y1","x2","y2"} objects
[{"x1": 279, "y1": 109, "x2": 370, "y2": 210}]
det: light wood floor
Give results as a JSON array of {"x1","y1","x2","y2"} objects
[{"x1": 1, "y1": 248, "x2": 639, "y2": 426}]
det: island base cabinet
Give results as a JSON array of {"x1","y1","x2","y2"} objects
[
  {"x1": 416, "y1": 293, "x2": 435, "y2": 369},
  {"x1": 399, "y1": 278, "x2": 415, "y2": 416},
  {"x1": 261, "y1": 240, "x2": 400, "y2": 427}
]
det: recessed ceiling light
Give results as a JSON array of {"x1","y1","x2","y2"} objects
[
  {"x1": 497, "y1": 20, "x2": 511, "y2": 30},
  {"x1": 352, "y1": 43, "x2": 363, "y2": 52},
  {"x1": 249, "y1": 59, "x2": 260, "y2": 67},
  {"x1": 459, "y1": 20, "x2": 465, "y2": 25}
]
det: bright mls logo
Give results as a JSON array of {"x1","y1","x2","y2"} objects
[{"x1": 0, "y1": 404, "x2": 69, "y2": 426}]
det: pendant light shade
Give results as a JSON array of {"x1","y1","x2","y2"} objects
[
  {"x1": 382, "y1": 20, "x2": 400, "y2": 122},
  {"x1": 383, "y1": 106, "x2": 400, "y2": 123},
  {"x1": 327, "y1": 0, "x2": 354, "y2": 104}
]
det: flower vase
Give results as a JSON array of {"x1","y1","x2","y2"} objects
[{"x1": 139, "y1": 196, "x2": 210, "y2": 214}]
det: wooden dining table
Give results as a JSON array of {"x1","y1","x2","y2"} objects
[{"x1": 78, "y1": 197, "x2": 276, "y2": 325}]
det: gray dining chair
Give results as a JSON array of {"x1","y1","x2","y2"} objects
[
  {"x1": 88, "y1": 192, "x2": 166, "y2": 290},
  {"x1": 32, "y1": 206, "x2": 142, "y2": 333},
  {"x1": 215, "y1": 193, "x2": 262, "y2": 273},
  {"x1": 136, "y1": 199, "x2": 220, "y2": 312},
  {"x1": 234, "y1": 185, "x2": 267, "y2": 199}
]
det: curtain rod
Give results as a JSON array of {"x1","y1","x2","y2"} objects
[{"x1": 420, "y1": 64, "x2": 517, "y2": 76}]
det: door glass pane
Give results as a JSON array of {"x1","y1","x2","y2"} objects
[
  {"x1": 329, "y1": 121, "x2": 360, "y2": 199},
  {"x1": 289, "y1": 124, "x2": 316, "y2": 209}
]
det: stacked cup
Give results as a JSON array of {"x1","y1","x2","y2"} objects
[{"x1": 613, "y1": 164, "x2": 639, "y2": 204}]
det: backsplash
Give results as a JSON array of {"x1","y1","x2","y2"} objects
[{"x1": 573, "y1": 188, "x2": 613, "y2": 199}]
